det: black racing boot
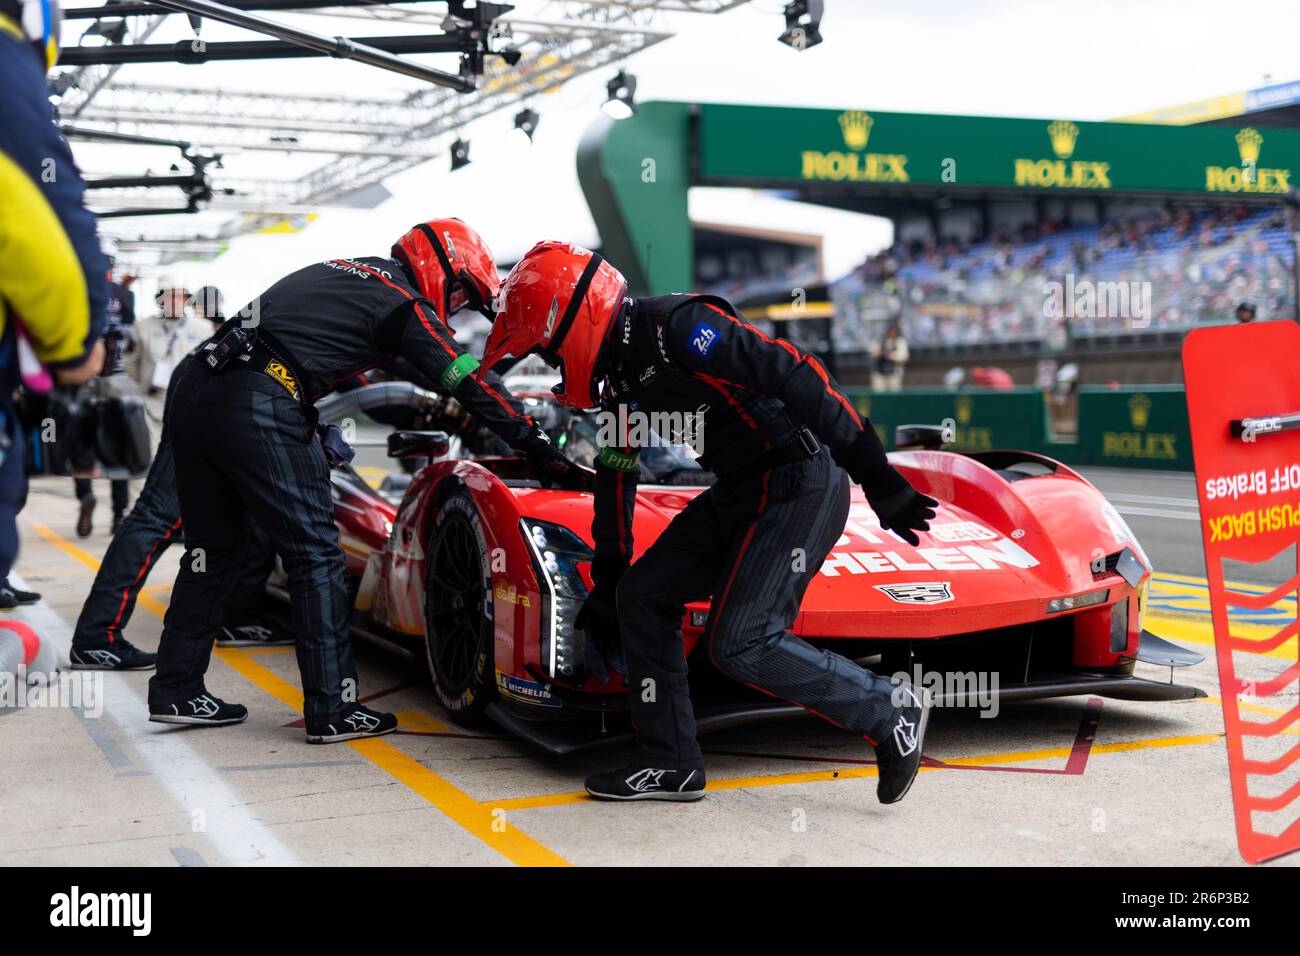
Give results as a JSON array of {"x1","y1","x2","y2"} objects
[
  {"x1": 149, "y1": 693, "x2": 248, "y2": 726},
  {"x1": 214, "y1": 619, "x2": 294, "y2": 647},
  {"x1": 874, "y1": 681, "x2": 931, "y2": 805},
  {"x1": 585, "y1": 765, "x2": 706, "y2": 802},
  {"x1": 305, "y1": 704, "x2": 397, "y2": 744},
  {"x1": 110, "y1": 511, "x2": 126, "y2": 536},
  {"x1": 70, "y1": 639, "x2": 158, "y2": 671},
  {"x1": 0, "y1": 579, "x2": 40, "y2": 608},
  {"x1": 76, "y1": 495, "x2": 96, "y2": 538}
]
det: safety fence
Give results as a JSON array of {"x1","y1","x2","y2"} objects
[{"x1": 844, "y1": 385, "x2": 1193, "y2": 471}]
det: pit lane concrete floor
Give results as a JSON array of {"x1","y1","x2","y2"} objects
[{"x1": 2, "y1": 467, "x2": 1297, "y2": 868}]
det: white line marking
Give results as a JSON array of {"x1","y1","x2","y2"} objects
[
  {"x1": 1105, "y1": 493, "x2": 1199, "y2": 509},
  {"x1": 1112, "y1": 505, "x2": 1201, "y2": 521},
  {"x1": 8, "y1": 574, "x2": 299, "y2": 866}
]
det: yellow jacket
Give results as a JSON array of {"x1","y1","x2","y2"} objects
[{"x1": 0, "y1": 15, "x2": 107, "y2": 373}]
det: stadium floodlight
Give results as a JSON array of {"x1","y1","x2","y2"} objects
[
  {"x1": 507, "y1": 108, "x2": 540, "y2": 149},
  {"x1": 778, "y1": 1, "x2": 824, "y2": 50},
  {"x1": 602, "y1": 70, "x2": 637, "y2": 120},
  {"x1": 450, "y1": 138, "x2": 471, "y2": 171}
]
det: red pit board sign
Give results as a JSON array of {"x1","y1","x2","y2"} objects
[{"x1": 1184, "y1": 320, "x2": 1300, "y2": 864}]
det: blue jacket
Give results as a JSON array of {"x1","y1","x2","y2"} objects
[{"x1": 0, "y1": 18, "x2": 107, "y2": 374}]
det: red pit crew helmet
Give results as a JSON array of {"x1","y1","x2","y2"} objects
[
  {"x1": 392, "y1": 218, "x2": 500, "y2": 327},
  {"x1": 478, "y1": 241, "x2": 627, "y2": 409}
]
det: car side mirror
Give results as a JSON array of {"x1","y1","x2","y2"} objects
[
  {"x1": 894, "y1": 424, "x2": 952, "y2": 451},
  {"x1": 387, "y1": 430, "x2": 450, "y2": 459}
]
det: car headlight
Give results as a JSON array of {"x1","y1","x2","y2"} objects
[
  {"x1": 1047, "y1": 588, "x2": 1109, "y2": 614},
  {"x1": 520, "y1": 518, "x2": 592, "y2": 681}
]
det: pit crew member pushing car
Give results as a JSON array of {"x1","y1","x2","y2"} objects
[
  {"x1": 148, "y1": 220, "x2": 583, "y2": 743},
  {"x1": 479, "y1": 242, "x2": 938, "y2": 803}
]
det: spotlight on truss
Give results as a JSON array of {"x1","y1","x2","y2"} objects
[
  {"x1": 779, "y1": 1, "x2": 824, "y2": 50},
  {"x1": 602, "y1": 71, "x2": 637, "y2": 121},
  {"x1": 508, "y1": 108, "x2": 539, "y2": 149},
  {"x1": 82, "y1": 17, "x2": 128, "y2": 46},
  {"x1": 450, "y1": 138, "x2": 471, "y2": 171}
]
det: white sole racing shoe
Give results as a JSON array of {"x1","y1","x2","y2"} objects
[
  {"x1": 874, "y1": 681, "x2": 932, "y2": 805},
  {"x1": 149, "y1": 694, "x2": 248, "y2": 726},
  {"x1": 584, "y1": 765, "x2": 707, "y2": 802},
  {"x1": 70, "y1": 639, "x2": 158, "y2": 671},
  {"x1": 214, "y1": 621, "x2": 295, "y2": 647},
  {"x1": 305, "y1": 705, "x2": 398, "y2": 744}
]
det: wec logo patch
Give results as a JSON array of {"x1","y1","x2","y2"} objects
[{"x1": 690, "y1": 322, "x2": 719, "y2": 358}]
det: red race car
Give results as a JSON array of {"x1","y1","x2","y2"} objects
[{"x1": 280, "y1": 385, "x2": 1205, "y2": 753}]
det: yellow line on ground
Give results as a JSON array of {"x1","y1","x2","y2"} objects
[
  {"x1": 357, "y1": 736, "x2": 569, "y2": 866},
  {"x1": 394, "y1": 710, "x2": 450, "y2": 733},
  {"x1": 1092, "y1": 733, "x2": 1222, "y2": 755},
  {"x1": 31, "y1": 518, "x2": 570, "y2": 868},
  {"x1": 491, "y1": 730, "x2": 1226, "y2": 810},
  {"x1": 213, "y1": 647, "x2": 306, "y2": 712},
  {"x1": 352, "y1": 465, "x2": 387, "y2": 490},
  {"x1": 1145, "y1": 612, "x2": 1296, "y2": 660},
  {"x1": 1155, "y1": 571, "x2": 1296, "y2": 595},
  {"x1": 216, "y1": 648, "x2": 567, "y2": 866},
  {"x1": 26, "y1": 517, "x2": 1236, "y2": 841},
  {"x1": 1199, "y1": 695, "x2": 1300, "y2": 734},
  {"x1": 27, "y1": 521, "x2": 171, "y2": 618}
]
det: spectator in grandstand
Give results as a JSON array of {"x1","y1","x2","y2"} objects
[
  {"x1": 838, "y1": 203, "x2": 1295, "y2": 351},
  {"x1": 1234, "y1": 300, "x2": 1257, "y2": 323},
  {"x1": 869, "y1": 324, "x2": 909, "y2": 391}
]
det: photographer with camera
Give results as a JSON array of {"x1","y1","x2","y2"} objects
[
  {"x1": 1, "y1": 0, "x2": 107, "y2": 608},
  {"x1": 73, "y1": 245, "x2": 139, "y2": 537}
]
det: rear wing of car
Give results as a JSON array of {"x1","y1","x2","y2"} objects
[{"x1": 1184, "y1": 320, "x2": 1300, "y2": 864}]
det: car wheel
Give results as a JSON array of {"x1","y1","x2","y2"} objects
[{"x1": 424, "y1": 489, "x2": 495, "y2": 723}]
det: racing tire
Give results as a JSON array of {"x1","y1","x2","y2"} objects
[{"x1": 423, "y1": 489, "x2": 496, "y2": 724}]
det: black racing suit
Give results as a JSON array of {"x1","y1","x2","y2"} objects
[
  {"x1": 149, "y1": 256, "x2": 563, "y2": 726},
  {"x1": 589, "y1": 294, "x2": 903, "y2": 770},
  {"x1": 72, "y1": 353, "x2": 274, "y2": 652}
]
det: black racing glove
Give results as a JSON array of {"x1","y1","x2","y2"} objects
[
  {"x1": 864, "y1": 467, "x2": 938, "y2": 547},
  {"x1": 517, "y1": 422, "x2": 592, "y2": 491},
  {"x1": 840, "y1": 430, "x2": 938, "y2": 547},
  {"x1": 575, "y1": 579, "x2": 625, "y2": 683}
]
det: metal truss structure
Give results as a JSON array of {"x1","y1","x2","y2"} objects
[{"x1": 56, "y1": 1, "x2": 750, "y2": 257}]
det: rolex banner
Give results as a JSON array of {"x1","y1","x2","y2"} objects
[{"x1": 697, "y1": 104, "x2": 1300, "y2": 196}]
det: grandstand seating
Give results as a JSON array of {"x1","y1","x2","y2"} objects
[{"x1": 830, "y1": 205, "x2": 1298, "y2": 352}]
